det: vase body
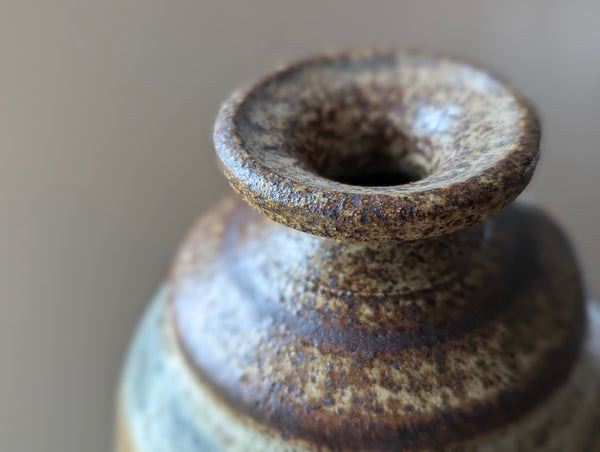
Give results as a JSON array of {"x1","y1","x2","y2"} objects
[{"x1": 116, "y1": 50, "x2": 600, "y2": 451}]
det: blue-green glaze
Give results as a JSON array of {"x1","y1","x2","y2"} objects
[{"x1": 118, "y1": 287, "x2": 220, "y2": 452}]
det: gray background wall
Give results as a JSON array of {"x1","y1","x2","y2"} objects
[{"x1": 1, "y1": 1, "x2": 598, "y2": 451}]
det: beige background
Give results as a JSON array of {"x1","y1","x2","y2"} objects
[{"x1": 1, "y1": 1, "x2": 599, "y2": 451}]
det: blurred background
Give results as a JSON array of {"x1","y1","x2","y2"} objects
[{"x1": 1, "y1": 1, "x2": 599, "y2": 451}]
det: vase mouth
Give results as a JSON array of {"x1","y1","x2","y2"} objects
[{"x1": 214, "y1": 48, "x2": 540, "y2": 241}]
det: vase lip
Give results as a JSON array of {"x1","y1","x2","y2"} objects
[{"x1": 213, "y1": 48, "x2": 541, "y2": 242}]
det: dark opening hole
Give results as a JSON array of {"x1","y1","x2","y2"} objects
[
  {"x1": 331, "y1": 168, "x2": 421, "y2": 187},
  {"x1": 290, "y1": 98, "x2": 436, "y2": 187}
]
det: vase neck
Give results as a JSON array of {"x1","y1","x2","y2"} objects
[
  {"x1": 311, "y1": 224, "x2": 487, "y2": 296},
  {"x1": 249, "y1": 215, "x2": 489, "y2": 298}
]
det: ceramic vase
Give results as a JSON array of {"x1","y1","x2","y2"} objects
[{"x1": 116, "y1": 49, "x2": 600, "y2": 451}]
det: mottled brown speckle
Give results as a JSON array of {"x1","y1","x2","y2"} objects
[
  {"x1": 121, "y1": 49, "x2": 600, "y2": 451},
  {"x1": 214, "y1": 49, "x2": 540, "y2": 242}
]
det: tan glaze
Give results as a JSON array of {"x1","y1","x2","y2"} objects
[
  {"x1": 117, "y1": 49, "x2": 600, "y2": 451},
  {"x1": 171, "y1": 196, "x2": 586, "y2": 451}
]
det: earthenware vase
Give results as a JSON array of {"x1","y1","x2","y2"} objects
[{"x1": 116, "y1": 49, "x2": 600, "y2": 451}]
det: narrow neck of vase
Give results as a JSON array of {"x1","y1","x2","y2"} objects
[{"x1": 262, "y1": 219, "x2": 489, "y2": 297}]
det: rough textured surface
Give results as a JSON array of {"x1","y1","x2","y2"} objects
[
  {"x1": 168, "y1": 196, "x2": 591, "y2": 451},
  {"x1": 117, "y1": 50, "x2": 598, "y2": 451},
  {"x1": 214, "y1": 49, "x2": 541, "y2": 241},
  {"x1": 116, "y1": 286, "x2": 600, "y2": 452}
]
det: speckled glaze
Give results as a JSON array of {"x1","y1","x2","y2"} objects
[{"x1": 116, "y1": 49, "x2": 600, "y2": 451}]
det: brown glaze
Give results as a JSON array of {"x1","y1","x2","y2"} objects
[
  {"x1": 171, "y1": 196, "x2": 584, "y2": 451},
  {"x1": 214, "y1": 49, "x2": 540, "y2": 242},
  {"x1": 166, "y1": 49, "x2": 587, "y2": 450}
]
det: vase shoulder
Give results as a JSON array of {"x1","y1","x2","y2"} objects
[
  {"x1": 117, "y1": 195, "x2": 600, "y2": 452},
  {"x1": 164, "y1": 194, "x2": 592, "y2": 451}
]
